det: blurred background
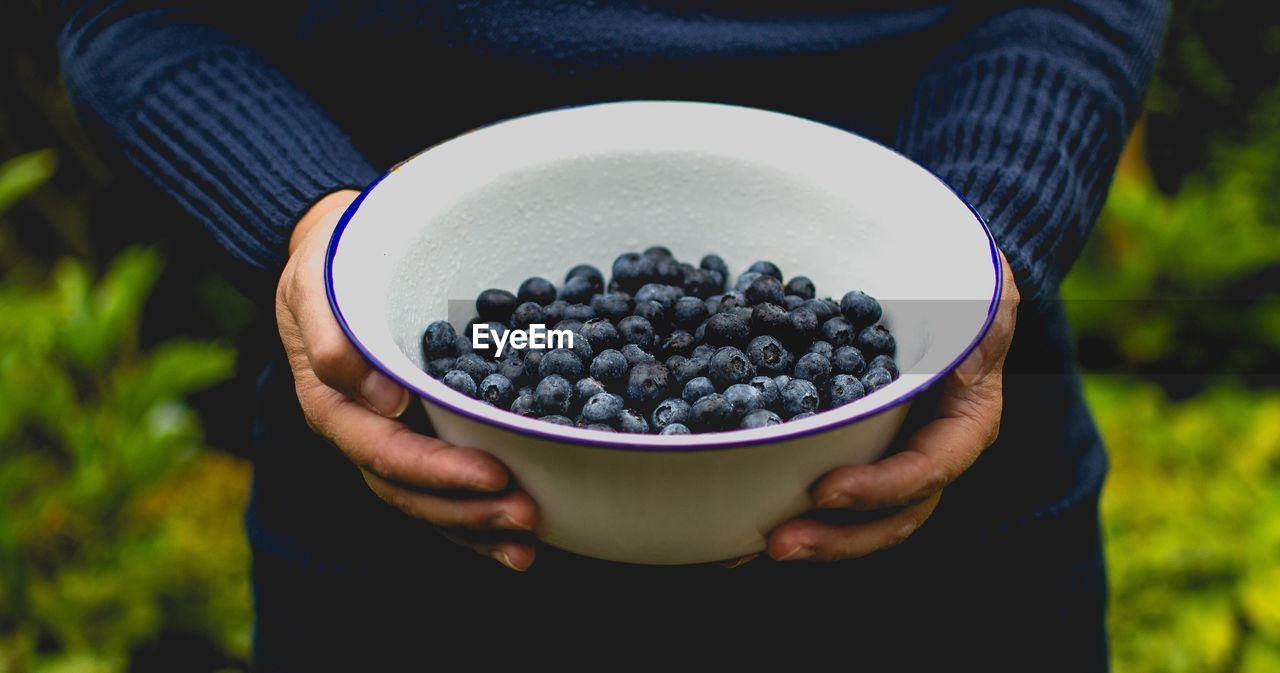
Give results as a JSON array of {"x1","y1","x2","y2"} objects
[{"x1": 1, "y1": 2, "x2": 1277, "y2": 672}]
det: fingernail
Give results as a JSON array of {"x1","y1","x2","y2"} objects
[
  {"x1": 722, "y1": 553, "x2": 760, "y2": 569},
  {"x1": 491, "y1": 550, "x2": 526, "y2": 572},
  {"x1": 815, "y1": 492, "x2": 850, "y2": 509},
  {"x1": 776, "y1": 545, "x2": 814, "y2": 561},
  {"x1": 493, "y1": 512, "x2": 533, "y2": 531},
  {"x1": 361, "y1": 370, "x2": 409, "y2": 417}
]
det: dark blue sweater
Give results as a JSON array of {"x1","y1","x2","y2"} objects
[{"x1": 56, "y1": 0, "x2": 1166, "y2": 583}]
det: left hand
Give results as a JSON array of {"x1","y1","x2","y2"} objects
[{"x1": 764, "y1": 249, "x2": 1019, "y2": 562}]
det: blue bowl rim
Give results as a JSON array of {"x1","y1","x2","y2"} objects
[{"x1": 324, "y1": 100, "x2": 1003, "y2": 453}]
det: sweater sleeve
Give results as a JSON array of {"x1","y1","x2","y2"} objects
[
  {"x1": 57, "y1": 1, "x2": 379, "y2": 273},
  {"x1": 894, "y1": 0, "x2": 1168, "y2": 305}
]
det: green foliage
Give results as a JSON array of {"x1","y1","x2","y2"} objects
[{"x1": 0, "y1": 154, "x2": 249, "y2": 672}]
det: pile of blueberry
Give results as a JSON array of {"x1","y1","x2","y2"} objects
[{"x1": 420, "y1": 247, "x2": 899, "y2": 435}]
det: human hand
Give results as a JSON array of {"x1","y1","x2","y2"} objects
[
  {"x1": 276, "y1": 189, "x2": 539, "y2": 571},
  {"x1": 764, "y1": 250, "x2": 1019, "y2": 562}
]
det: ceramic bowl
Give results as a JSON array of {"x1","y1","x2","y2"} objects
[{"x1": 326, "y1": 101, "x2": 1000, "y2": 564}]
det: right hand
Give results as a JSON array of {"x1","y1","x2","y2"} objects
[{"x1": 275, "y1": 189, "x2": 540, "y2": 571}]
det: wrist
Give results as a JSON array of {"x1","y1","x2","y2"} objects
[{"x1": 289, "y1": 189, "x2": 361, "y2": 257}]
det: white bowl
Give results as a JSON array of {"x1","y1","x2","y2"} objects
[{"x1": 326, "y1": 101, "x2": 1000, "y2": 565}]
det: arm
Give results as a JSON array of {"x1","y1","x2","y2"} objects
[
  {"x1": 895, "y1": 0, "x2": 1168, "y2": 306},
  {"x1": 765, "y1": 0, "x2": 1167, "y2": 563},
  {"x1": 58, "y1": 3, "x2": 539, "y2": 570},
  {"x1": 57, "y1": 0, "x2": 377, "y2": 272}
]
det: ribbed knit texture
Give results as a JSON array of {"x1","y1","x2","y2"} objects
[
  {"x1": 895, "y1": 3, "x2": 1167, "y2": 304},
  {"x1": 57, "y1": 1, "x2": 1167, "y2": 298},
  {"x1": 58, "y1": 3, "x2": 378, "y2": 272}
]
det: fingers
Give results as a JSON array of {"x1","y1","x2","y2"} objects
[
  {"x1": 437, "y1": 529, "x2": 538, "y2": 572},
  {"x1": 361, "y1": 469, "x2": 539, "y2": 532},
  {"x1": 767, "y1": 491, "x2": 942, "y2": 562},
  {"x1": 955, "y1": 248, "x2": 1019, "y2": 385}
]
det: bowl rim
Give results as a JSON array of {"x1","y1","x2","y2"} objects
[{"x1": 325, "y1": 100, "x2": 1002, "y2": 452}]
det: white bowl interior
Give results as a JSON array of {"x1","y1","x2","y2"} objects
[{"x1": 328, "y1": 101, "x2": 998, "y2": 447}]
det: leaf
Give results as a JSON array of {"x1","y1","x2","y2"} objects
[{"x1": 0, "y1": 149, "x2": 57, "y2": 215}]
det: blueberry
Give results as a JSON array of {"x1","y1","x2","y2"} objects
[
  {"x1": 820, "y1": 317, "x2": 856, "y2": 348},
  {"x1": 563, "y1": 303, "x2": 596, "y2": 322},
  {"x1": 651, "y1": 398, "x2": 692, "y2": 431},
  {"x1": 782, "y1": 295, "x2": 806, "y2": 310},
  {"x1": 684, "y1": 268, "x2": 722, "y2": 298},
  {"x1": 586, "y1": 423, "x2": 617, "y2": 432},
  {"x1": 652, "y1": 257, "x2": 685, "y2": 286},
  {"x1": 734, "y1": 271, "x2": 763, "y2": 292},
  {"x1": 861, "y1": 367, "x2": 894, "y2": 393},
  {"x1": 717, "y1": 291, "x2": 749, "y2": 312},
  {"x1": 581, "y1": 392, "x2": 625, "y2": 423},
  {"x1": 454, "y1": 333, "x2": 474, "y2": 356},
  {"x1": 740, "y1": 409, "x2": 784, "y2": 429},
  {"x1": 784, "y1": 276, "x2": 816, "y2": 299},
  {"x1": 855, "y1": 325, "x2": 897, "y2": 357},
  {"x1": 699, "y1": 254, "x2": 730, "y2": 283},
  {"x1": 691, "y1": 344, "x2": 717, "y2": 362},
  {"x1": 535, "y1": 375, "x2": 573, "y2": 415},
  {"x1": 809, "y1": 340, "x2": 834, "y2": 358},
  {"x1": 788, "y1": 411, "x2": 816, "y2": 422},
  {"x1": 744, "y1": 275, "x2": 785, "y2": 306},
  {"x1": 510, "y1": 302, "x2": 546, "y2": 331},
  {"x1": 747, "y1": 260, "x2": 783, "y2": 281},
  {"x1": 574, "y1": 377, "x2": 608, "y2": 408},
  {"x1": 590, "y1": 293, "x2": 632, "y2": 322},
  {"x1": 708, "y1": 346, "x2": 757, "y2": 387},
  {"x1": 579, "y1": 318, "x2": 620, "y2": 352},
  {"x1": 746, "y1": 335, "x2": 789, "y2": 374},
  {"x1": 590, "y1": 349, "x2": 629, "y2": 386},
  {"x1": 643, "y1": 245, "x2": 673, "y2": 260},
  {"x1": 620, "y1": 343, "x2": 657, "y2": 367},
  {"x1": 631, "y1": 301, "x2": 668, "y2": 334},
  {"x1": 543, "y1": 300, "x2": 570, "y2": 324},
  {"x1": 496, "y1": 351, "x2": 526, "y2": 382},
  {"x1": 794, "y1": 352, "x2": 832, "y2": 387},
  {"x1": 704, "y1": 312, "x2": 750, "y2": 347},
  {"x1": 479, "y1": 374, "x2": 515, "y2": 407},
  {"x1": 422, "y1": 320, "x2": 458, "y2": 358},
  {"x1": 565, "y1": 264, "x2": 605, "y2": 293},
  {"x1": 617, "y1": 409, "x2": 650, "y2": 433},
  {"x1": 539, "y1": 348, "x2": 583, "y2": 380},
  {"x1": 617, "y1": 315, "x2": 656, "y2": 349},
  {"x1": 540, "y1": 415, "x2": 574, "y2": 425},
  {"x1": 673, "y1": 296, "x2": 711, "y2": 331},
  {"x1": 787, "y1": 307, "x2": 819, "y2": 343},
  {"x1": 626, "y1": 362, "x2": 672, "y2": 407},
  {"x1": 724, "y1": 383, "x2": 766, "y2": 417},
  {"x1": 510, "y1": 393, "x2": 538, "y2": 416},
  {"x1": 748, "y1": 376, "x2": 781, "y2": 408},
  {"x1": 517, "y1": 277, "x2": 557, "y2": 306},
  {"x1": 869, "y1": 354, "x2": 899, "y2": 379},
  {"x1": 772, "y1": 374, "x2": 793, "y2": 392},
  {"x1": 751, "y1": 303, "x2": 789, "y2": 335},
  {"x1": 560, "y1": 276, "x2": 596, "y2": 304},
  {"x1": 690, "y1": 393, "x2": 734, "y2": 431},
  {"x1": 523, "y1": 350, "x2": 544, "y2": 375},
  {"x1": 801, "y1": 298, "x2": 835, "y2": 322},
  {"x1": 442, "y1": 370, "x2": 478, "y2": 398},
  {"x1": 611, "y1": 252, "x2": 657, "y2": 293},
  {"x1": 657, "y1": 330, "x2": 696, "y2": 358},
  {"x1": 517, "y1": 385, "x2": 534, "y2": 397},
  {"x1": 828, "y1": 374, "x2": 866, "y2": 407},
  {"x1": 476, "y1": 289, "x2": 517, "y2": 322},
  {"x1": 454, "y1": 353, "x2": 496, "y2": 386},
  {"x1": 781, "y1": 379, "x2": 820, "y2": 417},
  {"x1": 426, "y1": 356, "x2": 456, "y2": 379},
  {"x1": 659, "y1": 423, "x2": 691, "y2": 435},
  {"x1": 831, "y1": 346, "x2": 867, "y2": 377},
  {"x1": 840, "y1": 290, "x2": 882, "y2": 328},
  {"x1": 704, "y1": 295, "x2": 723, "y2": 316},
  {"x1": 682, "y1": 376, "x2": 717, "y2": 404},
  {"x1": 635, "y1": 283, "x2": 684, "y2": 310},
  {"x1": 672, "y1": 357, "x2": 707, "y2": 386},
  {"x1": 552, "y1": 319, "x2": 584, "y2": 335},
  {"x1": 568, "y1": 327, "x2": 595, "y2": 363}
]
